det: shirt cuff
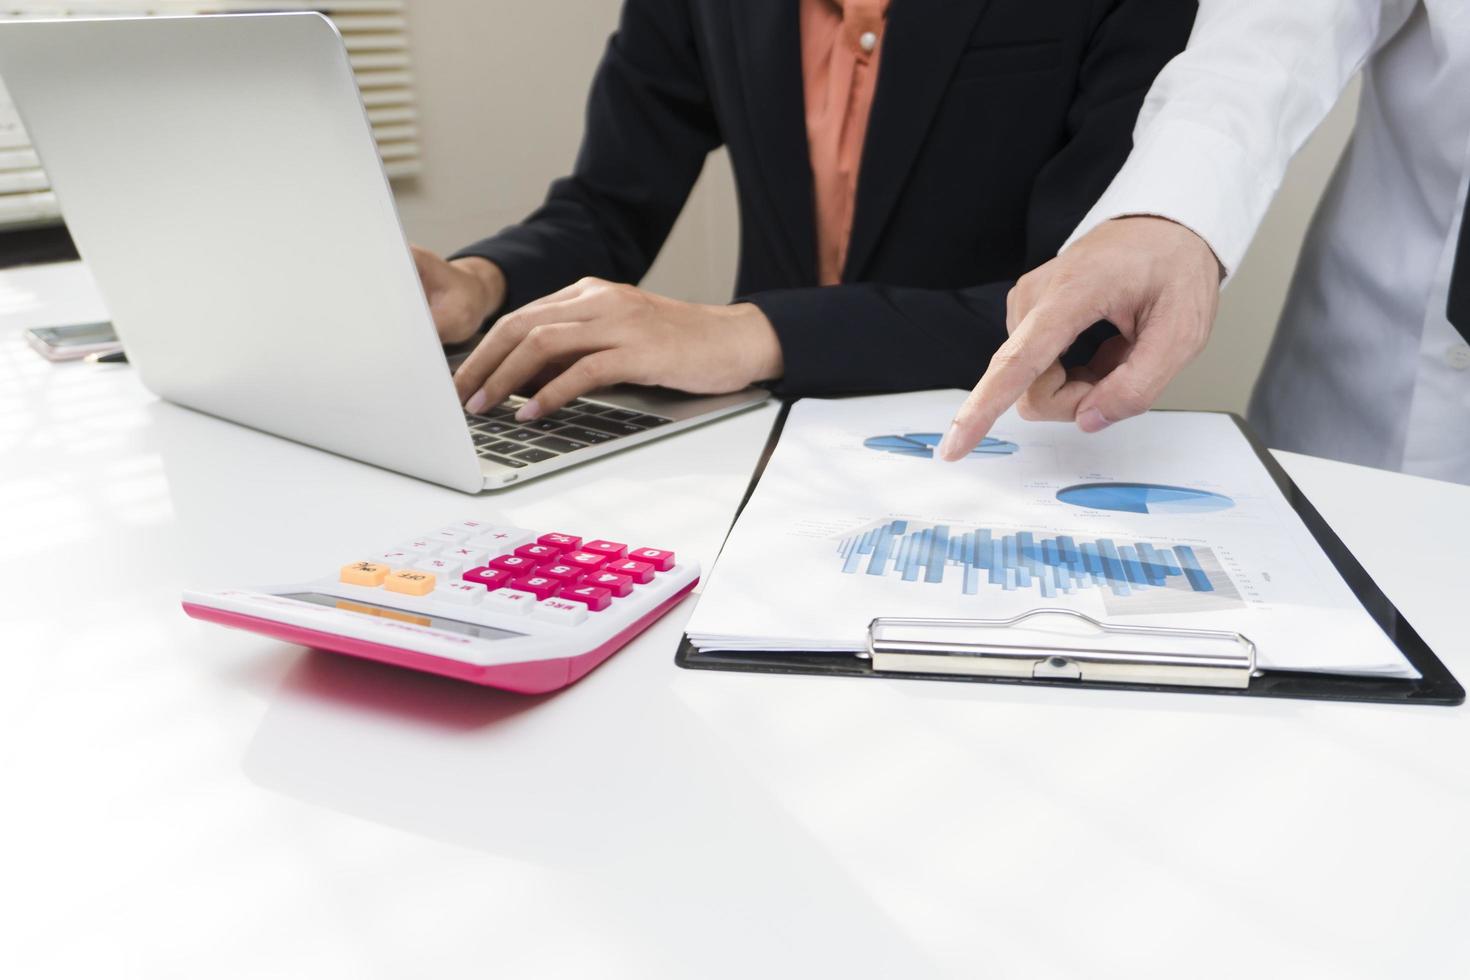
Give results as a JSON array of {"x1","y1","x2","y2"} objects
[{"x1": 1060, "y1": 117, "x2": 1280, "y2": 282}]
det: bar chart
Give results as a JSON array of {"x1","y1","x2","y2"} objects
[
  {"x1": 834, "y1": 519, "x2": 1243, "y2": 614},
  {"x1": 864, "y1": 433, "x2": 1019, "y2": 459}
]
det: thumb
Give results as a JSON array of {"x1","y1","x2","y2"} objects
[
  {"x1": 1073, "y1": 332, "x2": 1182, "y2": 432},
  {"x1": 410, "y1": 245, "x2": 445, "y2": 292}
]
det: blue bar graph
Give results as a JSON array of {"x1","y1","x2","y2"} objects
[{"x1": 834, "y1": 520, "x2": 1232, "y2": 601}]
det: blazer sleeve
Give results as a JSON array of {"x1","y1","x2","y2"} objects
[
  {"x1": 449, "y1": 0, "x2": 721, "y2": 315},
  {"x1": 744, "y1": 0, "x2": 1198, "y2": 397}
]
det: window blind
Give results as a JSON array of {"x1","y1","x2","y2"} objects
[{"x1": 0, "y1": 0, "x2": 420, "y2": 233}]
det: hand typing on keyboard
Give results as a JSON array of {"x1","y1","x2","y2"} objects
[
  {"x1": 452, "y1": 278, "x2": 783, "y2": 421},
  {"x1": 411, "y1": 245, "x2": 507, "y2": 344}
]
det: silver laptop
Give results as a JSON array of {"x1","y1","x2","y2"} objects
[{"x1": 0, "y1": 13, "x2": 768, "y2": 493}]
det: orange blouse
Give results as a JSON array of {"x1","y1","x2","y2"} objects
[{"x1": 800, "y1": 0, "x2": 890, "y2": 285}]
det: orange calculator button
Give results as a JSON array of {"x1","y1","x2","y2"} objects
[
  {"x1": 384, "y1": 569, "x2": 436, "y2": 596},
  {"x1": 340, "y1": 561, "x2": 390, "y2": 587}
]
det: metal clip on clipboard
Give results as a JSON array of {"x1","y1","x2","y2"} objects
[{"x1": 866, "y1": 609, "x2": 1257, "y2": 689}]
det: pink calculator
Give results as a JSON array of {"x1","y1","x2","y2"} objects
[{"x1": 182, "y1": 520, "x2": 699, "y2": 693}]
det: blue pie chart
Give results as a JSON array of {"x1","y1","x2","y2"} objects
[
  {"x1": 1056, "y1": 482, "x2": 1234, "y2": 515},
  {"x1": 864, "y1": 433, "x2": 1019, "y2": 459}
]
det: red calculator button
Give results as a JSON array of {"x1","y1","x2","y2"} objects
[
  {"x1": 515, "y1": 543, "x2": 561, "y2": 564},
  {"x1": 629, "y1": 548, "x2": 675, "y2": 571},
  {"x1": 489, "y1": 554, "x2": 538, "y2": 575},
  {"x1": 587, "y1": 571, "x2": 634, "y2": 597},
  {"x1": 563, "y1": 551, "x2": 610, "y2": 572},
  {"x1": 537, "y1": 532, "x2": 582, "y2": 551},
  {"x1": 559, "y1": 584, "x2": 613, "y2": 612},
  {"x1": 541, "y1": 563, "x2": 584, "y2": 584},
  {"x1": 463, "y1": 566, "x2": 513, "y2": 590},
  {"x1": 582, "y1": 539, "x2": 628, "y2": 560},
  {"x1": 509, "y1": 575, "x2": 561, "y2": 600},
  {"x1": 606, "y1": 558, "x2": 655, "y2": 584}
]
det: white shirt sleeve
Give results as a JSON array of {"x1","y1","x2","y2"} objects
[{"x1": 1063, "y1": 0, "x2": 1416, "y2": 277}]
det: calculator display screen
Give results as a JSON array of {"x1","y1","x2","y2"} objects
[{"x1": 282, "y1": 592, "x2": 526, "y2": 641}]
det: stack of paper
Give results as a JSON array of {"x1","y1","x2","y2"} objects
[{"x1": 685, "y1": 391, "x2": 1416, "y2": 678}]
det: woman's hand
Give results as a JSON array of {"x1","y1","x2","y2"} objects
[
  {"x1": 411, "y1": 245, "x2": 507, "y2": 345},
  {"x1": 452, "y1": 277, "x2": 783, "y2": 420}
]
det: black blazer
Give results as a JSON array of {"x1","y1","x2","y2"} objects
[{"x1": 453, "y1": 0, "x2": 1195, "y2": 396}]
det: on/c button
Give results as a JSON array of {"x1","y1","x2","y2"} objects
[{"x1": 1445, "y1": 343, "x2": 1470, "y2": 371}]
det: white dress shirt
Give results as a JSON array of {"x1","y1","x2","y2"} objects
[{"x1": 1067, "y1": 0, "x2": 1470, "y2": 483}]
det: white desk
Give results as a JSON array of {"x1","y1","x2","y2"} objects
[{"x1": 4, "y1": 263, "x2": 1468, "y2": 979}]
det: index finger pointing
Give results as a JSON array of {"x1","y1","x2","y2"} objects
[{"x1": 937, "y1": 303, "x2": 1082, "y2": 460}]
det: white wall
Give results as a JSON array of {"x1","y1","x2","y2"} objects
[
  {"x1": 394, "y1": 0, "x2": 738, "y2": 304},
  {"x1": 397, "y1": 0, "x2": 1360, "y2": 415}
]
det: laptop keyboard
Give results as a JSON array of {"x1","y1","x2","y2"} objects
[{"x1": 465, "y1": 396, "x2": 672, "y2": 469}]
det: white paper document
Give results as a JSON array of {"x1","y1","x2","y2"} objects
[{"x1": 686, "y1": 391, "x2": 1417, "y2": 678}]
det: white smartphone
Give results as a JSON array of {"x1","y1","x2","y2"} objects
[{"x1": 24, "y1": 321, "x2": 122, "y2": 361}]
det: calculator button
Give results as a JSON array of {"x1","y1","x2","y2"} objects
[
  {"x1": 470, "y1": 526, "x2": 536, "y2": 549},
  {"x1": 340, "y1": 561, "x2": 390, "y2": 587},
  {"x1": 538, "y1": 532, "x2": 582, "y2": 551},
  {"x1": 532, "y1": 598, "x2": 589, "y2": 626},
  {"x1": 508, "y1": 575, "x2": 561, "y2": 600},
  {"x1": 384, "y1": 569, "x2": 436, "y2": 596},
  {"x1": 435, "y1": 581, "x2": 485, "y2": 605},
  {"x1": 414, "y1": 557, "x2": 464, "y2": 577},
  {"x1": 587, "y1": 570, "x2": 634, "y2": 597},
  {"x1": 559, "y1": 584, "x2": 613, "y2": 612},
  {"x1": 488, "y1": 554, "x2": 539, "y2": 575},
  {"x1": 540, "y1": 563, "x2": 585, "y2": 584},
  {"x1": 443, "y1": 545, "x2": 491, "y2": 565},
  {"x1": 376, "y1": 550, "x2": 416, "y2": 568},
  {"x1": 629, "y1": 547, "x2": 675, "y2": 571},
  {"x1": 427, "y1": 529, "x2": 470, "y2": 545},
  {"x1": 581, "y1": 539, "x2": 627, "y2": 560},
  {"x1": 514, "y1": 543, "x2": 561, "y2": 564},
  {"x1": 484, "y1": 588, "x2": 537, "y2": 615},
  {"x1": 606, "y1": 558, "x2": 655, "y2": 583},
  {"x1": 398, "y1": 538, "x2": 441, "y2": 556},
  {"x1": 449, "y1": 519, "x2": 496, "y2": 535},
  {"x1": 563, "y1": 551, "x2": 610, "y2": 572},
  {"x1": 463, "y1": 566, "x2": 514, "y2": 590}
]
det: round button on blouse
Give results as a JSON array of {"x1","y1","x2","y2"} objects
[
  {"x1": 1445, "y1": 342, "x2": 1470, "y2": 371},
  {"x1": 859, "y1": 30, "x2": 878, "y2": 53}
]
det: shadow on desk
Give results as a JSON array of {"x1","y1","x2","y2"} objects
[{"x1": 270, "y1": 649, "x2": 553, "y2": 732}]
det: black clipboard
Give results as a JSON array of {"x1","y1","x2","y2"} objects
[{"x1": 676, "y1": 403, "x2": 1464, "y2": 706}]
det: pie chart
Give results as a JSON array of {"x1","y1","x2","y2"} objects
[
  {"x1": 1056, "y1": 482, "x2": 1234, "y2": 515},
  {"x1": 864, "y1": 433, "x2": 1019, "y2": 459}
]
